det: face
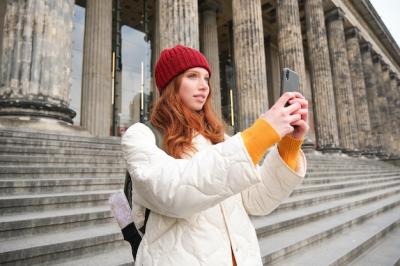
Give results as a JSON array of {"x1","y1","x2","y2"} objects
[{"x1": 178, "y1": 67, "x2": 210, "y2": 111}]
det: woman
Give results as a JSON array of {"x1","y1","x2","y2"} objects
[{"x1": 122, "y1": 45, "x2": 308, "y2": 265}]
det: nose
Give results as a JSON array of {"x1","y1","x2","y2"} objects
[{"x1": 199, "y1": 77, "x2": 209, "y2": 90}]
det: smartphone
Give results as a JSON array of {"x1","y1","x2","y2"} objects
[{"x1": 280, "y1": 68, "x2": 300, "y2": 96}]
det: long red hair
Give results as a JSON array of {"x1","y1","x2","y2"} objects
[{"x1": 150, "y1": 74, "x2": 224, "y2": 158}]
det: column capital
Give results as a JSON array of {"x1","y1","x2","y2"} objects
[
  {"x1": 199, "y1": 0, "x2": 221, "y2": 13},
  {"x1": 372, "y1": 53, "x2": 382, "y2": 63},
  {"x1": 360, "y1": 41, "x2": 372, "y2": 53},
  {"x1": 326, "y1": 7, "x2": 345, "y2": 23},
  {"x1": 389, "y1": 70, "x2": 397, "y2": 79},
  {"x1": 345, "y1": 26, "x2": 360, "y2": 39}
]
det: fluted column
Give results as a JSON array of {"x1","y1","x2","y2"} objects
[
  {"x1": 372, "y1": 54, "x2": 391, "y2": 154},
  {"x1": 345, "y1": 27, "x2": 373, "y2": 151},
  {"x1": 81, "y1": 0, "x2": 112, "y2": 137},
  {"x1": 360, "y1": 42, "x2": 383, "y2": 152},
  {"x1": 389, "y1": 71, "x2": 400, "y2": 154},
  {"x1": 395, "y1": 77, "x2": 400, "y2": 153},
  {"x1": 200, "y1": 0, "x2": 222, "y2": 120},
  {"x1": 326, "y1": 8, "x2": 359, "y2": 152},
  {"x1": 0, "y1": 0, "x2": 75, "y2": 123},
  {"x1": 232, "y1": 0, "x2": 268, "y2": 130},
  {"x1": 382, "y1": 64, "x2": 395, "y2": 154},
  {"x1": 157, "y1": 0, "x2": 199, "y2": 50},
  {"x1": 277, "y1": 0, "x2": 307, "y2": 95},
  {"x1": 304, "y1": 0, "x2": 339, "y2": 151},
  {"x1": 0, "y1": 0, "x2": 6, "y2": 66},
  {"x1": 277, "y1": 0, "x2": 315, "y2": 144}
]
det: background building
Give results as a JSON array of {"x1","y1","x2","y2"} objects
[{"x1": 0, "y1": 0, "x2": 400, "y2": 265}]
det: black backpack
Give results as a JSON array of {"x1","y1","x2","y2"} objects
[{"x1": 123, "y1": 121, "x2": 163, "y2": 259}]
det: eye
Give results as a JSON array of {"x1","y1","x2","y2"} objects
[
  {"x1": 204, "y1": 77, "x2": 210, "y2": 83},
  {"x1": 187, "y1": 73, "x2": 197, "y2": 79}
]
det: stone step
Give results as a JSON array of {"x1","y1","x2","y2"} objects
[
  {"x1": 0, "y1": 129, "x2": 121, "y2": 145},
  {"x1": 258, "y1": 193, "x2": 400, "y2": 264},
  {"x1": 348, "y1": 222, "x2": 400, "y2": 266},
  {"x1": 0, "y1": 190, "x2": 115, "y2": 214},
  {"x1": 0, "y1": 146, "x2": 123, "y2": 157},
  {"x1": 303, "y1": 171, "x2": 399, "y2": 185},
  {"x1": 252, "y1": 186, "x2": 400, "y2": 238},
  {"x1": 305, "y1": 168, "x2": 398, "y2": 177},
  {"x1": 275, "y1": 180, "x2": 400, "y2": 212},
  {"x1": 52, "y1": 245, "x2": 134, "y2": 266},
  {"x1": 0, "y1": 178, "x2": 125, "y2": 195},
  {"x1": 0, "y1": 166, "x2": 125, "y2": 179},
  {"x1": 0, "y1": 206, "x2": 113, "y2": 239},
  {"x1": 0, "y1": 222, "x2": 131, "y2": 265},
  {"x1": 0, "y1": 136, "x2": 122, "y2": 151},
  {"x1": 306, "y1": 165, "x2": 395, "y2": 173},
  {"x1": 0, "y1": 154, "x2": 125, "y2": 166},
  {"x1": 292, "y1": 175, "x2": 400, "y2": 196}
]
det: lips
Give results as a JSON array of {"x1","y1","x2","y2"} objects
[{"x1": 193, "y1": 94, "x2": 206, "y2": 101}]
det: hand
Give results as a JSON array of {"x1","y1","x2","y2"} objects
[
  {"x1": 287, "y1": 96, "x2": 309, "y2": 140},
  {"x1": 260, "y1": 92, "x2": 303, "y2": 138}
]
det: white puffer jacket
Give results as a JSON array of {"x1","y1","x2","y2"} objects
[{"x1": 121, "y1": 122, "x2": 307, "y2": 266}]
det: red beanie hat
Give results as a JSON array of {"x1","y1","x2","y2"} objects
[{"x1": 154, "y1": 45, "x2": 211, "y2": 94}]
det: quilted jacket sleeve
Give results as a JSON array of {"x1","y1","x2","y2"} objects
[
  {"x1": 241, "y1": 146, "x2": 306, "y2": 216},
  {"x1": 121, "y1": 123, "x2": 262, "y2": 219}
]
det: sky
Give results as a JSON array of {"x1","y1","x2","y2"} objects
[{"x1": 369, "y1": 0, "x2": 400, "y2": 47}]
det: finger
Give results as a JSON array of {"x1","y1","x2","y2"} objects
[
  {"x1": 288, "y1": 113, "x2": 301, "y2": 123},
  {"x1": 275, "y1": 92, "x2": 295, "y2": 107},
  {"x1": 291, "y1": 108, "x2": 308, "y2": 116},
  {"x1": 292, "y1": 92, "x2": 305, "y2": 99},
  {"x1": 291, "y1": 119, "x2": 309, "y2": 130},
  {"x1": 285, "y1": 102, "x2": 301, "y2": 114},
  {"x1": 289, "y1": 98, "x2": 308, "y2": 108}
]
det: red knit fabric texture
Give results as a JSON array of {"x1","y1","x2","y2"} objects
[{"x1": 154, "y1": 45, "x2": 211, "y2": 94}]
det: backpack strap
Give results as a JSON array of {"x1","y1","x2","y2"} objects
[
  {"x1": 124, "y1": 121, "x2": 164, "y2": 236},
  {"x1": 144, "y1": 120, "x2": 164, "y2": 150}
]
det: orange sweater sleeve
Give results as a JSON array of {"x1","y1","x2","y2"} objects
[
  {"x1": 240, "y1": 118, "x2": 303, "y2": 169},
  {"x1": 240, "y1": 119, "x2": 281, "y2": 165},
  {"x1": 277, "y1": 135, "x2": 303, "y2": 171}
]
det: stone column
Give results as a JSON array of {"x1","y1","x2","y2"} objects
[
  {"x1": 152, "y1": 0, "x2": 199, "y2": 103},
  {"x1": 304, "y1": 0, "x2": 339, "y2": 151},
  {"x1": 0, "y1": 0, "x2": 75, "y2": 123},
  {"x1": 345, "y1": 27, "x2": 373, "y2": 151},
  {"x1": 277, "y1": 0, "x2": 315, "y2": 145},
  {"x1": 232, "y1": 0, "x2": 268, "y2": 130},
  {"x1": 325, "y1": 8, "x2": 359, "y2": 152},
  {"x1": 200, "y1": 0, "x2": 222, "y2": 120},
  {"x1": 372, "y1": 54, "x2": 391, "y2": 154},
  {"x1": 360, "y1": 42, "x2": 383, "y2": 152},
  {"x1": 394, "y1": 76, "x2": 400, "y2": 153},
  {"x1": 382, "y1": 63, "x2": 397, "y2": 155},
  {"x1": 0, "y1": 0, "x2": 7, "y2": 66},
  {"x1": 80, "y1": 0, "x2": 112, "y2": 137},
  {"x1": 151, "y1": 3, "x2": 161, "y2": 103},
  {"x1": 389, "y1": 71, "x2": 399, "y2": 153},
  {"x1": 157, "y1": 0, "x2": 199, "y2": 50}
]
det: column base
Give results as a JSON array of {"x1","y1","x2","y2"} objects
[
  {"x1": 341, "y1": 148, "x2": 362, "y2": 157},
  {"x1": 361, "y1": 149, "x2": 379, "y2": 158},
  {"x1": 316, "y1": 144, "x2": 341, "y2": 154},
  {"x1": 0, "y1": 99, "x2": 76, "y2": 124},
  {"x1": 301, "y1": 138, "x2": 315, "y2": 153},
  {"x1": 0, "y1": 116, "x2": 91, "y2": 136}
]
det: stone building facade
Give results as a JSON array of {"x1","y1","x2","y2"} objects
[{"x1": 0, "y1": 0, "x2": 399, "y2": 158}]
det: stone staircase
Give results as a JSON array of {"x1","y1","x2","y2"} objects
[
  {"x1": 0, "y1": 129, "x2": 133, "y2": 266},
  {"x1": 253, "y1": 151, "x2": 400, "y2": 266},
  {"x1": 0, "y1": 128, "x2": 399, "y2": 265}
]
